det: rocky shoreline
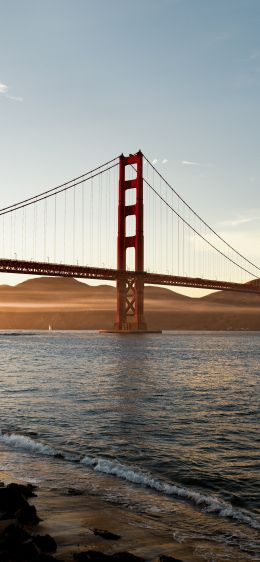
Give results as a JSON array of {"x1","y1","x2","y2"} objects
[
  {"x1": 0, "y1": 481, "x2": 57, "y2": 561},
  {"x1": 0, "y1": 481, "x2": 185, "y2": 562}
]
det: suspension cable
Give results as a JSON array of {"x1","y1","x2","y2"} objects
[
  {"x1": 0, "y1": 156, "x2": 119, "y2": 214},
  {"x1": 144, "y1": 154, "x2": 260, "y2": 273},
  {"x1": 143, "y1": 176, "x2": 259, "y2": 279},
  {"x1": 0, "y1": 163, "x2": 119, "y2": 217}
]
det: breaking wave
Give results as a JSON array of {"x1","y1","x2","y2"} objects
[
  {"x1": 1, "y1": 430, "x2": 259, "y2": 530},
  {"x1": 0, "y1": 431, "x2": 73, "y2": 460},
  {"x1": 81, "y1": 455, "x2": 260, "y2": 530}
]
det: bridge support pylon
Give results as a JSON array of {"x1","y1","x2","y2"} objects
[{"x1": 113, "y1": 151, "x2": 147, "y2": 332}]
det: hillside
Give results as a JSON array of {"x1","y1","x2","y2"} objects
[{"x1": 0, "y1": 277, "x2": 259, "y2": 330}]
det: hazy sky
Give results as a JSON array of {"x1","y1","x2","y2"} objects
[{"x1": 0, "y1": 0, "x2": 259, "y2": 289}]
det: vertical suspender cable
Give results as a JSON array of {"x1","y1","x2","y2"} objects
[
  {"x1": 108, "y1": 169, "x2": 110, "y2": 267},
  {"x1": 73, "y1": 184, "x2": 76, "y2": 263},
  {"x1": 90, "y1": 177, "x2": 93, "y2": 266},
  {"x1": 178, "y1": 197, "x2": 180, "y2": 275},
  {"x1": 2, "y1": 216, "x2": 4, "y2": 258},
  {"x1": 13, "y1": 210, "x2": 16, "y2": 258},
  {"x1": 64, "y1": 190, "x2": 66, "y2": 263},
  {"x1": 82, "y1": 182, "x2": 85, "y2": 265},
  {"x1": 54, "y1": 194, "x2": 56, "y2": 262},
  {"x1": 44, "y1": 200, "x2": 47, "y2": 261}
]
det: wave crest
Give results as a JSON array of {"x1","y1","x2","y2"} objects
[
  {"x1": 0, "y1": 431, "x2": 58, "y2": 456},
  {"x1": 81, "y1": 455, "x2": 260, "y2": 530}
]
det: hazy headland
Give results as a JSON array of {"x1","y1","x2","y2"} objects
[{"x1": 0, "y1": 276, "x2": 259, "y2": 331}]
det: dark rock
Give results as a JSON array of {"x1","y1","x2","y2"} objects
[
  {"x1": 0, "y1": 485, "x2": 27, "y2": 513},
  {"x1": 159, "y1": 554, "x2": 183, "y2": 562},
  {"x1": 0, "y1": 481, "x2": 4, "y2": 487},
  {"x1": 3, "y1": 521, "x2": 31, "y2": 543},
  {"x1": 111, "y1": 554, "x2": 145, "y2": 562},
  {"x1": 7, "y1": 482, "x2": 37, "y2": 499},
  {"x1": 15, "y1": 504, "x2": 41, "y2": 526},
  {"x1": 33, "y1": 533, "x2": 57, "y2": 553},
  {"x1": 93, "y1": 528, "x2": 121, "y2": 540},
  {"x1": 0, "y1": 551, "x2": 12, "y2": 562},
  {"x1": 0, "y1": 519, "x2": 16, "y2": 534},
  {"x1": 0, "y1": 512, "x2": 10, "y2": 521},
  {"x1": 74, "y1": 551, "x2": 110, "y2": 561},
  {"x1": 37, "y1": 554, "x2": 58, "y2": 562},
  {"x1": 19, "y1": 538, "x2": 41, "y2": 560},
  {"x1": 67, "y1": 488, "x2": 83, "y2": 496}
]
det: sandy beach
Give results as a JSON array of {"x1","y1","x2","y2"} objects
[
  {"x1": 0, "y1": 470, "x2": 201, "y2": 562},
  {"x1": 1, "y1": 469, "x2": 256, "y2": 562}
]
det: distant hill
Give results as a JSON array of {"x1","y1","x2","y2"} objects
[
  {"x1": 201, "y1": 290, "x2": 260, "y2": 307},
  {"x1": 0, "y1": 277, "x2": 259, "y2": 331}
]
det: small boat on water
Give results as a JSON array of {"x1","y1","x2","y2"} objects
[{"x1": 48, "y1": 324, "x2": 52, "y2": 331}]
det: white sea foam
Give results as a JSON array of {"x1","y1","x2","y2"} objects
[
  {"x1": 81, "y1": 456, "x2": 260, "y2": 530},
  {"x1": 0, "y1": 431, "x2": 80, "y2": 463},
  {"x1": 0, "y1": 431, "x2": 59, "y2": 457},
  {"x1": 1, "y1": 431, "x2": 259, "y2": 530}
]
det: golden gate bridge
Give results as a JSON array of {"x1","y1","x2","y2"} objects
[{"x1": 0, "y1": 150, "x2": 259, "y2": 332}]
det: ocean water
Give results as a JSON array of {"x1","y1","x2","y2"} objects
[{"x1": 0, "y1": 331, "x2": 259, "y2": 560}]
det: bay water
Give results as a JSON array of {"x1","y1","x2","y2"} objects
[{"x1": 0, "y1": 331, "x2": 259, "y2": 560}]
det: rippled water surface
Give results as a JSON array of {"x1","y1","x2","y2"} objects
[{"x1": 0, "y1": 331, "x2": 259, "y2": 560}]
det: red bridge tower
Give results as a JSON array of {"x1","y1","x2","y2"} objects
[{"x1": 114, "y1": 151, "x2": 147, "y2": 332}]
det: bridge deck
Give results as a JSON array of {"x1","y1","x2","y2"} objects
[{"x1": 0, "y1": 259, "x2": 260, "y2": 295}]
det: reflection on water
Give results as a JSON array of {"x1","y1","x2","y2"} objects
[{"x1": 0, "y1": 330, "x2": 259, "y2": 560}]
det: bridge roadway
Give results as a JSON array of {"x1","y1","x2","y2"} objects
[{"x1": 0, "y1": 258, "x2": 260, "y2": 295}]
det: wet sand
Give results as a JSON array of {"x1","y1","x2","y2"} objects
[
  {"x1": 1, "y1": 469, "x2": 256, "y2": 562},
  {"x1": 36, "y1": 487, "x2": 201, "y2": 562},
  {"x1": 0, "y1": 469, "x2": 199, "y2": 561}
]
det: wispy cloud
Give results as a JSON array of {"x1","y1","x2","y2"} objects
[
  {"x1": 0, "y1": 82, "x2": 23, "y2": 102},
  {"x1": 219, "y1": 212, "x2": 260, "y2": 228},
  {"x1": 217, "y1": 231, "x2": 260, "y2": 263},
  {"x1": 0, "y1": 82, "x2": 8, "y2": 94},
  {"x1": 6, "y1": 94, "x2": 23, "y2": 103},
  {"x1": 181, "y1": 159, "x2": 213, "y2": 168},
  {"x1": 181, "y1": 160, "x2": 201, "y2": 166},
  {"x1": 152, "y1": 158, "x2": 168, "y2": 165}
]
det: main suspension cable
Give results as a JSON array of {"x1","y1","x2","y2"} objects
[
  {"x1": 144, "y1": 154, "x2": 260, "y2": 273},
  {"x1": 0, "y1": 155, "x2": 119, "y2": 214},
  {"x1": 0, "y1": 162, "x2": 119, "y2": 217},
  {"x1": 144, "y1": 176, "x2": 258, "y2": 279}
]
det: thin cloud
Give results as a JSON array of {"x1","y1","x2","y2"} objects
[
  {"x1": 217, "y1": 231, "x2": 260, "y2": 263},
  {"x1": 6, "y1": 94, "x2": 23, "y2": 103},
  {"x1": 152, "y1": 158, "x2": 168, "y2": 165},
  {"x1": 0, "y1": 82, "x2": 23, "y2": 102},
  {"x1": 219, "y1": 214, "x2": 260, "y2": 228},
  {"x1": 181, "y1": 160, "x2": 201, "y2": 166},
  {"x1": 0, "y1": 83, "x2": 8, "y2": 94}
]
